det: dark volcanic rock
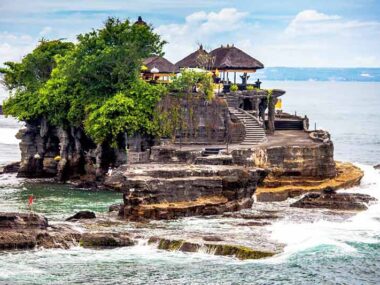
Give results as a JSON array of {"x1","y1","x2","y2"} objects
[
  {"x1": 0, "y1": 212, "x2": 48, "y2": 230},
  {"x1": 203, "y1": 236, "x2": 224, "y2": 242},
  {"x1": 0, "y1": 212, "x2": 81, "y2": 250},
  {"x1": 80, "y1": 233, "x2": 134, "y2": 248},
  {"x1": 109, "y1": 203, "x2": 123, "y2": 212},
  {"x1": 66, "y1": 211, "x2": 96, "y2": 221},
  {"x1": 0, "y1": 162, "x2": 20, "y2": 174},
  {"x1": 291, "y1": 188, "x2": 376, "y2": 211}
]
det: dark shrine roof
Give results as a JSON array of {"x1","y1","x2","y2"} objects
[
  {"x1": 143, "y1": 56, "x2": 178, "y2": 73},
  {"x1": 175, "y1": 45, "x2": 209, "y2": 69},
  {"x1": 209, "y1": 45, "x2": 264, "y2": 71},
  {"x1": 134, "y1": 16, "x2": 147, "y2": 26}
]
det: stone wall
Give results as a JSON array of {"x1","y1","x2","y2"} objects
[
  {"x1": 155, "y1": 94, "x2": 244, "y2": 144},
  {"x1": 230, "y1": 133, "x2": 336, "y2": 178}
]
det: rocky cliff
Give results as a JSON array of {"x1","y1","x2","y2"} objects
[{"x1": 16, "y1": 118, "x2": 127, "y2": 181}]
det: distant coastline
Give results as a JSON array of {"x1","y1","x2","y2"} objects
[{"x1": 255, "y1": 67, "x2": 380, "y2": 82}]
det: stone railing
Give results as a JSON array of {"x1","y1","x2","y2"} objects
[{"x1": 127, "y1": 150, "x2": 150, "y2": 164}]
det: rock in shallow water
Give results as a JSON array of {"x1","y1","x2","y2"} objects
[
  {"x1": 290, "y1": 188, "x2": 376, "y2": 211},
  {"x1": 0, "y1": 162, "x2": 20, "y2": 174},
  {"x1": 148, "y1": 237, "x2": 275, "y2": 260},
  {"x1": 80, "y1": 233, "x2": 134, "y2": 248},
  {"x1": 0, "y1": 212, "x2": 81, "y2": 250},
  {"x1": 66, "y1": 211, "x2": 96, "y2": 221},
  {"x1": 0, "y1": 212, "x2": 48, "y2": 230}
]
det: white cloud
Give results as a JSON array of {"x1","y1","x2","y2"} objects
[
  {"x1": 285, "y1": 9, "x2": 379, "y2": 37},
  {"x1": 156, "y1": 8, "x2": 248, "y2": 62},
  {"x1": 39, "y1": 26, "x2": 52, "y2": 36},
  {"x1": 0, "y1": 32, "x2": 36, "y2": 64}
]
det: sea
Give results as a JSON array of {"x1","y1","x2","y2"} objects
[{"x1": 0, "y1": 81, "x2": 379, "y2": 284}]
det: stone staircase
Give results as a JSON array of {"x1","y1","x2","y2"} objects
[
  {"x1": 228, "y1": 107, "x2": 266, "y2": 146},
  {"x1": 225, "y1": 95, "x2": 239, "y2": 108}
]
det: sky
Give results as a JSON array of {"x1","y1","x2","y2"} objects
[{"x1": 0, "y1": 0, "x2": 380, "y2": 67}]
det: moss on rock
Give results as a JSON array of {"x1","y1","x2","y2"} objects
[{"x1": 150, "y1": 237, "x2": 275, "y2": 260}]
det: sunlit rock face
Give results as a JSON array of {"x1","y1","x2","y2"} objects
[{"x1": 104, "y1": 164, "x2": 268, "y2": 220}]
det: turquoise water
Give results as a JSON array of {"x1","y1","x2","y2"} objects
[
  {"x1": 1, "y1": 81, "x2": 380, "y2": 284},
  {"x1": 0, "y1": 177, "x2": 122, "y2": 220}
]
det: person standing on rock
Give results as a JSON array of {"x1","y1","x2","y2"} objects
[{"x1": 28, "y1": 194, "x2": 34, "y2": 212}]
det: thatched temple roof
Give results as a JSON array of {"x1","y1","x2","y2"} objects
[
  {"x1": 210, "y1": 45, "x2": 264, "y2": 71},
  {"x1": 175, "y1": 45, "x2": 209, "y2": 69},
  {"x1": 143, "y1": 56, "x2": 178, "y2": 73}
]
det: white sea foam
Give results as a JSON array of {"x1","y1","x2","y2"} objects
[{"x1": 269, "y1": 164, "x2": 380, "y2": 260}]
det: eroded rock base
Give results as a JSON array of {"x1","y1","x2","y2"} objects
[{"x1": 256, "y1": 162, "x2": 363, "y2": 202}]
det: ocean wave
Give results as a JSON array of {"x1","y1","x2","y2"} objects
[{"x1": 269, "y1": 164, "x2": 380, "y2": 260}]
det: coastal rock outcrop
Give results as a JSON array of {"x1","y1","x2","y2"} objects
[
  {"x1": 0, "y1": 212, "x2": 48, "y2": 230},
  {"x1": 80, "y1": 232, "x2": 134, "y2": 248},
  {"x1": 148, "y1": 237, "x2": 275, "y2": 260},
  {"x1": 0, "y1": 162, "x2": 20, "y2": 174},
  {"x1": 290, "y1": 188, "x2": 376, "y2": 211},
  {"x1": 0, "y1": 212, "x2": 81, "y2": 250},
  {"x1": 256, "y1": 162, "x2": 363, "y2": 202},
  {"x1": 66, "y1": 211, "x2": 96, "y2": 221},
  {"x1": 16, "y1": 119, "x2": 128, "y2": 181},
  {"x1": 104, "y1": 164, "x2": 268, "y2": 220}
]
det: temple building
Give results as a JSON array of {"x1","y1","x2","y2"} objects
[
  {"x1": 141, "y1": 56, "x2": 178, "y2": 83},
  {"x1": 175, "y1": 44, "x2": 291, "y2": 138}
]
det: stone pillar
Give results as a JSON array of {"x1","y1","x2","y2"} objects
[
  {"x1": 255, "y1": 98, "x2": 260, "y2": 118},
  {"x1": 267, "y1": 98, "x2": 277, "y2": 134}
]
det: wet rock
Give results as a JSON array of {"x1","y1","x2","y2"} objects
[
  {"x1": 236, "y1": 221, "x2": 271, "y2": 226},
  {"x1": 256, "y1": 162, "x2": 364, "y2": 202},
  {"x1": 149, "y1": 237, "x2": 275, "y2": 260},
  {"x1": 202, "y1": 236, "x2": 224, "y2": 242},
  {"x1": 105, "y1": 164, "x2": 268, "y2": 220},
  {"x1": 66, "y1": 211, "x2": 96, "y2": 221},
  {"x1": 290, "y1": 188, "x2": 376, "y2": 211},
  {"x1": 222, "y1": 212, "x2": 280, "y2": 220},
  {"x1": 374, "y1": 164, "x2": 380, "y2": 170},
  {"x1": 36, "y1": 227, "x2": 82, "y2": 249},
  {"x1": 0, "y1": 162, "x2": 20, "y2": 174},
  {"x1": 80, "y1": 233, "x2": 134, "y2": 248},
  {"x1": 0, "y1": 212, "x2": 48, "y2": 230},
  {"x1": 73, "y1": 180, "x2": 99, "y2": 189},
  {"x1": 0, "y1": 212, "x2": 81, "y2": 250},
  {"x1": 109, "y1": 203, "x2": 123, "y2": 213},
  {"x1": 0, "y1": 231, "x2": 37, "y2": 250}
]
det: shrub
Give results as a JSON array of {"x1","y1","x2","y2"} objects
[{"x1": 230, "y1": 84, "x2": 238, "y2": 92}]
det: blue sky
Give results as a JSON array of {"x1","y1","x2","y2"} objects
[{"x1": 0, "y1": 0, "x2": 379, "y2": 67}]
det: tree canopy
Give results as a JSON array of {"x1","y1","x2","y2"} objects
[
  {"x1": 1, "y1": 17, "x2": 217, "y2": 147},
  {"x1": 1, "y1": 17, "x2": 167, "y2": 145}
]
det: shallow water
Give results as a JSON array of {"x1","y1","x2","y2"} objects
[{"x1": 1, "y1": 81, "x2": 380, "y2": 284}]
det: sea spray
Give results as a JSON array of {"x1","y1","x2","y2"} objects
[{"x1": 269, "y1": 164, "x2": 380, "y2": 260}]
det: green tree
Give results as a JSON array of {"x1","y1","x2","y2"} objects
[
  {"x1": 1, "y1": 39, "x2": 74, "y2": 120},
  {"x1": 2, "y1": 17, "x2": 167, "y2": 146}
]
